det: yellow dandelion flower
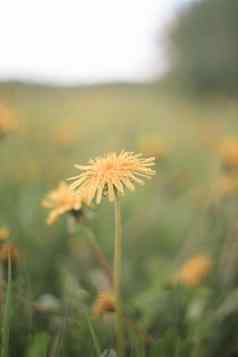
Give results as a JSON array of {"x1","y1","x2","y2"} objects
[
  {"x1": 0, "y1": 104, "x2": 17, "y2": 137},
  {"x1": 0, "y1": 244, "x2": 19, "y2": 263},
  {"x1": 93, "y1": 292, "x2": 116, "y2": 318},
  {"x1": 175, "y1": 255, "x2": 212, "y2": 288},
  {"x1": 0, "y1": 228, "x2": 10, "y2": 241},
  {"x1": 219, "y1": 137, "x2": 238, "y2": 169},
  {"x1": 42, "y1": 182, "x2": 86, "y2": 225},
  {"x1": 68, "y1": 151, "x2": 156, "y2": 205},
  {"x1": 216, "y1": 174, "x2": 238, "y2": 196}
]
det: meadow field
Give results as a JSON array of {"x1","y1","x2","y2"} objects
[{"x1": 1, "y1": 81, "x2": 238, "y2": 356}]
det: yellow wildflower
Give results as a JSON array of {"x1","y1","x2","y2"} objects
[
  {"x1": 220, "y1": 137, "x2": 238, "y2": 169},
  {"x1": 216, "y1": 174, "x2": 238, "y2": 196},
  {"x1": 68, "y1": 151, "x2": 156, "y2": 205},
  {"x1": 0, "y1": 228, "x2": 10, "y2": 241},
  {"x1": 0, "y1": 244, "x2": 19, "y2": 263},
  {"x1": 93, "y1": 292, "x2": 116, "y2": 317},
  {"x1": 175, "y1": 255, "x2": 212, "y2": 288},
  {"x1": 0, "y1": 104, "x2": 17, "y2": 137},
  {"x1": 42, "y1": 182, "x2": 86, "y2": 225}
]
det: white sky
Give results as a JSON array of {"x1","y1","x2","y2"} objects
[{"x1": 0, "y1": 0, "x2": 191, "y2": 83}]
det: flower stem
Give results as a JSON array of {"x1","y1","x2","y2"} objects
[
  {"x1": 1, "y1": 253, "x2": 12, "y2": 357},
  {"x1": 85, "y1": 228, "x2": 113, "y2": 286},
  {"x1": 113, "y1": 196, "x2": 125, "y2": 357}
]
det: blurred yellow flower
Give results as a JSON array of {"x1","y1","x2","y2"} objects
[
  {"x1": 220, "y1": 137, "x2": 238, "y2": 169},
  {"x1": 42, "y1": 182, "x2": 86, "y2": 225},
  {"x1": 216, "y1": 174, "x2": 238, "y2": 196},
  {"x1": 93, "y1": 291, "x2": 116, "y2": 317},
  {"x1": 0, "y1": 228, "x2": 10, "y2": 241},
  {"x1": 0, "y1": 244, "x2": 19, "y2": 263},
  {"x1": 0, "y1": 103, "x2": 17, "y2": 137},
  {"x1": 68, "y1": 151, "x2": 156, "y2": 205},
  {"x1": 175, "y1": 255, "x2": 212, "y2": 288}
]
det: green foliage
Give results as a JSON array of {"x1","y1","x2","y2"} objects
[
  {"x1": 26, "y1": 333, "x2": 50, "y2": 357},
  {"x1": 169, "y1": 0, "x2": 238, "y2": 92}
]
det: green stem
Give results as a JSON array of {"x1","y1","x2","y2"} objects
[
  {"x1": 84, "y1": 227, "x2": 113, "y2": 285},
  {"x1": 84, "y1": 310, "x2": 101, "y2": 357},
  {"x1": 1, "y1": 253, "x2": 12, "y2": 357},
  {"x1": 68, "y1": 214, "x2": 113, "y2": 285},
  {"x1": 113, "y1": 197, "x2": 125, "y2": 357}
]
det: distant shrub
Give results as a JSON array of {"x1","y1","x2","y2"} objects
[{"x1": 169, "y1": 0, "x2": 238, "y2": 93}]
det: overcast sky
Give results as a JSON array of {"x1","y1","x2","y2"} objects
[{"x1": 0, "y1": 0, "x2": 192, "y2": 83}]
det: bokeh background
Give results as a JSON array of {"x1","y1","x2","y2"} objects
[{"x1": 1, "y1": 1, "x2": 238, "y2": 356}]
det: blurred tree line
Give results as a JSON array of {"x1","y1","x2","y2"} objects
[{"x1": 169, "y1": 0, "x2": 238, "y2": 93}]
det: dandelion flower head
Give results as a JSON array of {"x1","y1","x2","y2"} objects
[
  {"x1": 0, "y1": 227, "x2": 10, "y2": 241},
  {"x1": 175, "y1": 255, "x2": 212, "y2": 288},
  {"x1": 68, "y1": 151, "x2": 156, "y2": 205},
  {"x1": 42, "y1": 182, "x2": 86, "y2": 224},
  {"x1": 93, "y1": 292, "x2": 116, "y2": 318},
  {"x1": 0, "y1": 104, "x2": 17, "y2": 136},
  {"x1": 216, "y1": 174, "x2": 238, "y2": 197},
  {"x1": 0, "y1": 244, "x2": 19, "y2": 263},
  {"x1": 219, "y1": 137, "x2": 238, "y2": 168}
]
